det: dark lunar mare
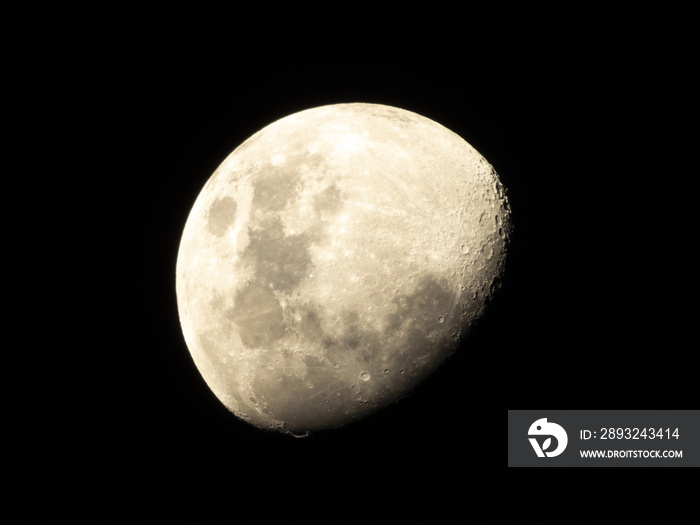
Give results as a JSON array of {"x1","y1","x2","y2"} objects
[{"x1": 241, "y1": 275, "x2": 462, "y2": 435}]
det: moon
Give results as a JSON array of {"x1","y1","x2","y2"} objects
[{"x1": 176, "y1": 103, "x2": 511, "y2": 436}]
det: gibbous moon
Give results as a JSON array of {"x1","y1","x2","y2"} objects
[{"x1": 176, "y1": 103, "x2": 511, "y2": 436}]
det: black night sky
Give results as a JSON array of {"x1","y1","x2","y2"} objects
[{"x1": 8, "y1": 4, "x2": 696, "y2": 518}]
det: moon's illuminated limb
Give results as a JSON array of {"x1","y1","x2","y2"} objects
[{"x1": 176, "y1": 103, "x2": 511, "y2": 436}]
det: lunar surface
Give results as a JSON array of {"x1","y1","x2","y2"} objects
[{"x1": 176, "y1": 103, "x2": 511, "y2": 436}]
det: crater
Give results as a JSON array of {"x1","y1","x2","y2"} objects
[{"x1": 207, "y1": 196, "x2": 237, "y2": 237}]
